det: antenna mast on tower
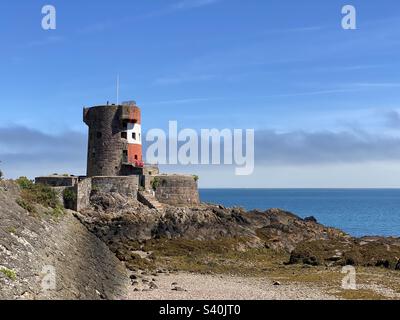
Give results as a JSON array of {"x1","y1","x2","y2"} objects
[{"x1": 116, "y1": 74, "x2": 120, "y2": 105}]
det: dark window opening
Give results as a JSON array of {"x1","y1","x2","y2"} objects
[
  {"x1": 149, "y1": 171, "x2": 152, "y2": 176},
  {"x1": 121, "y1": 132, "x2": 127, "y2": 139},
  {"x1": 96, "y1": 132, "x2": 102, "y2": 139},
  {"x1": 122, "y1": 150, "x2": 128, "y2": 162},
  {"x1": 134, "y1": 155, "x2": 138, "y2": 160},
  {"x1": 132, "y1": 132, "x2": 136, "y2": 140},
  {"x1": 92, "y1": 152, "x2": 96, "y2": 158}
]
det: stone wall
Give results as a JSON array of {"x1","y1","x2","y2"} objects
[
  {"x1": 35, "y1": 176, "x2": 78, "y2": 187},
  {"x1": 75, "y1": 178, "x2": 92, "y2": 212},
  {"x1": 91, "y1": 176, "x2": 139, "y2": 198},
  {"x1": 154, "y1": 175, "x2": 200, "y2": 206}
]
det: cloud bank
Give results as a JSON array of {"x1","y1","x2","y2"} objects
[{"x1": 2, "y1": 124, "x2": 400, "y2": 182}]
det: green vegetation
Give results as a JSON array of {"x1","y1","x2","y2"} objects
[
  {"x1": 151, "y1": 177, "x2": 160, "y2": 191},
  {"x1": 0, "y1": 267, "x2": 17, "y2": 281},
  {"x1": 16, "y1": 176, "x2": 33, "y2": 189},
  {"x1": 63, "y1": 188, "x2": 76, "y2": 202},
  {"x1": 193, "y1": 175, "x2": 199, "y2": 182},
  {"x1": 0, "y1": 169, "x2": 3, "y2": 181},
  {"x1": 15, "y1": 176, "x2": 64, "y2": 216}
]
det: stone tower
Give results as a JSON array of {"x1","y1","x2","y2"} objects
[{"x1": 83, "y1": 102, "x2": 143, "y2": 177}]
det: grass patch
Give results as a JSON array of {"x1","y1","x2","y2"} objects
[
  {"x1": 0, "y1": 267, "x2": 17, "y2": 281},
  {"x1": 15, "y1": 176, "x2": 64, "y2": 216}
]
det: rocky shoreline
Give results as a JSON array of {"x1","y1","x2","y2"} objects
[{"x1": 77, "y1": 191, "x2": 400, "y2": 272}]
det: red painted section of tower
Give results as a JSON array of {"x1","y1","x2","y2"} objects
[
  {"x1": 127, "y1": 106, "x2": 143, "y2": 167},
  {"x1": 128, "y1": 144, "x2": 143, "y2": 164}
]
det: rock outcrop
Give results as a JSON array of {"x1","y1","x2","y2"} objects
[
  {"x1": 77, "y1": 192, "x2": 400, "y2": 271},
  {"x1": 77, "y1": 192, "x2": 345, "y2": 252}
]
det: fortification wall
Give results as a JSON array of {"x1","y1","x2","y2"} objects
[
  {"x1": 154, "y1": 175, "x2": 200, "y2": 206},
  {"x1": 35, "y1": 176, "x2": 78, "y2": 187},
  {"x1": 91, "y1": 176, "x2": 139, "y2": 197}
]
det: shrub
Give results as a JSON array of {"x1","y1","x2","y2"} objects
[
  {"x1": 16, "y1": 176, "x2": 34, "y2": 189},
  {"x1": 15, "y1": 177, "x2": 64, "y2": 216},
  {"x1": 63, "y1": 188, "x2": 76, "y2": 202},
  {"x1": 0, "y1": 169, "x2": 3, "y2": 180},
  {"x1": 193, "y1": 175, "x2": 199, "y2": 182}
]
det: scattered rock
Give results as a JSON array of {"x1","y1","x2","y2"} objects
[
  {"x1": 273, "y1": 281, "x2": 281, "y2": 286},
  {"x1": 149, "y1": 282, "x2": 158, "y2": 290},
  {"x1": 172, "y1": 286, "x2": 186, "y2": 292}
]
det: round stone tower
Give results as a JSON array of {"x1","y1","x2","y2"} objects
[{"x1": 83, "y1": 102, "x2": 143, "y2": 177}]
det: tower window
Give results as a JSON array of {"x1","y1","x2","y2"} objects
[
  {"x1": 96, "y1": 132, "x2": 102, "y2": 139},
  {"x1": 135, "y1": 155, "x2": 138, "y2": 160},
  {"x1": 132, "y1": 132, "x2": 136, "y2": 140},
  {"x1": 121, "y1": 132, "x2": 127, "y2": 139}
]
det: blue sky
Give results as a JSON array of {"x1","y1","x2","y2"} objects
[{"x1": 1, "y1": 0, "x2": 400, "y2": 187}]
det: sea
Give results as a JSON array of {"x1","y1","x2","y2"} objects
[{"x1": 199, "y1": 189, "x2": 400, "y2": 238}]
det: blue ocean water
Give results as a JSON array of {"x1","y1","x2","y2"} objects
[{"x1": 199, "y1": 189, "x2": 400, "y2": 237}]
